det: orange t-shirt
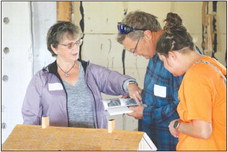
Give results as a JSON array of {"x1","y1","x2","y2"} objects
[{"x1": 177, "y1": 56, "x2": 226, "y2": 150}]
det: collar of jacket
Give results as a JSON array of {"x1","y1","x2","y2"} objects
[{"x1": 42, "y1": 59, "x2": 89, "y2": 78}]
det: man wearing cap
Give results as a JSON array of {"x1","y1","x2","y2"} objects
[{"x1": 116, "y1": 11, "x2": 183, "y2": 150}]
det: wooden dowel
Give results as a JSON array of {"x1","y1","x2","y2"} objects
[
  {"x1": 42, "y1": 117, "x2": 49, "y2": 129},
  {"x1": 108, "y1": 119, "x2": 115, "y2": 133}
]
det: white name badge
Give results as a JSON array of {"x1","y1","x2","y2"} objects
[
  {"x1": 48, "y1": 83, "x2": 63, "y2": 91},
  {"x1": 154, "y1": 84, "x2": 166, "y2": 98}
]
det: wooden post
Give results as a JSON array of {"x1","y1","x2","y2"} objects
[
  {"x1": 57, "y1": 2, "x2": 72, "y2": 22},
  {"x1": 72, "y1": 1, "x2": 81, "y2": 27},
  {"x1": 206, "y1": 14, "x2": 214, "y2": 56}
]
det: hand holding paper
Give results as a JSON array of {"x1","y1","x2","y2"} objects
[{"x1": 128, "y1": 104, "x2": 144, "y2": 119}]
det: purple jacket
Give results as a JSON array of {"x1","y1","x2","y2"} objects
[{"x1": 22, "y1": 60, "x2": 134, "y2": 128}]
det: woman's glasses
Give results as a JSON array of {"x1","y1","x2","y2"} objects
[{"x1": 59, "y1": 39, "x2": 83, "y2": 49}]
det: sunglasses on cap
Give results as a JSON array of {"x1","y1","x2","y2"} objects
[{"x1": 117, "y1": 22, "x2": 148, "y2": 34}]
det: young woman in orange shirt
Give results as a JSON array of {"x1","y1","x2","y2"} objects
[{"x1": 156, "y1": 12, "x2": 226, "y2": 151}]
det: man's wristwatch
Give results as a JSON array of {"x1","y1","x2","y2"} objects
[{"x1": 173, "y1": 120, "x2": 180, "y2": 129}]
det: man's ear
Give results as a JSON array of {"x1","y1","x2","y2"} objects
[
  {"x1": 144, "y1": 30, "x2": 152, "y2": 40},
  {"x1": 51, "y1": 44, "x2": 58, "y2": 55}
]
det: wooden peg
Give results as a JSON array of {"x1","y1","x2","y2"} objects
[
  {"x1": 42, "y1": 117, "x2": 49, "y2": 129},
  {"x1": 108, "y1": 119, "x2": 115, "y2": 133}
]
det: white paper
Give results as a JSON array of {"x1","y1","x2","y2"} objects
[
  {"x1": 107, "y1": 107, "x2": 133, "y2": 116},
  {"x1": 103, "y1": 98, "x2": 138, "y2": 115},
  {"x1": 48, "y1": 83, "x2": 64, "y2": 91},
  {"x1": 154, "y1": 84, "x2": 166, "y2": 98}
]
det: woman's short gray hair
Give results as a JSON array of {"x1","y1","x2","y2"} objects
[{"x1": 47, "y1": 21, "x2": 81, "y2": 56}]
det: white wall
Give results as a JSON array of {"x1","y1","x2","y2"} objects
[
  {"x1": 31, "y1": 2, "x2": 56, "y2": 73},
  {"x1": 2, "y1": 1, "x2": 226, "y2": 143},
  {"x1": 2, "y1": 2, "x2": 33, "y2": 143}
]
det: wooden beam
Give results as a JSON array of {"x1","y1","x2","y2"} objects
[
  {"x1": 205, "y1": 14, "x2": 214, "y2": 56},
  {"x1": 72, "y1": 2, "x2": 81, "y2": 25},
  {"x1": 57, "y1": 2, "x2": 72, "y2": 22}
]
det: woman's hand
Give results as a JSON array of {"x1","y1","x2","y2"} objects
[
  {"x1": 169, "y1": 119, "x2": 213, "y2": 139},
  {"x1": 128, "y1": 83, "x2": 142, "y2": 103},
  {"x1": 169, "y1": 119, "x2": 180, "y2": 138}
]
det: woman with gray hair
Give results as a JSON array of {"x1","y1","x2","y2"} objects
[{"x1": 22, "y1": 21, "x2": 142, "y2": 129}]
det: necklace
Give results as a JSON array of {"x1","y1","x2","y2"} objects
[{"x1": 57, "y1": 61, "x2": 76, "y2": 77}]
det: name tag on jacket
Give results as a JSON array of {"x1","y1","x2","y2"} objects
[
  {"x1": 154, "y1": 84, "x2": 166, "y2": 98},
  {"x1": 48, "y1": 83, "x2": 63, "y2": 91}
]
